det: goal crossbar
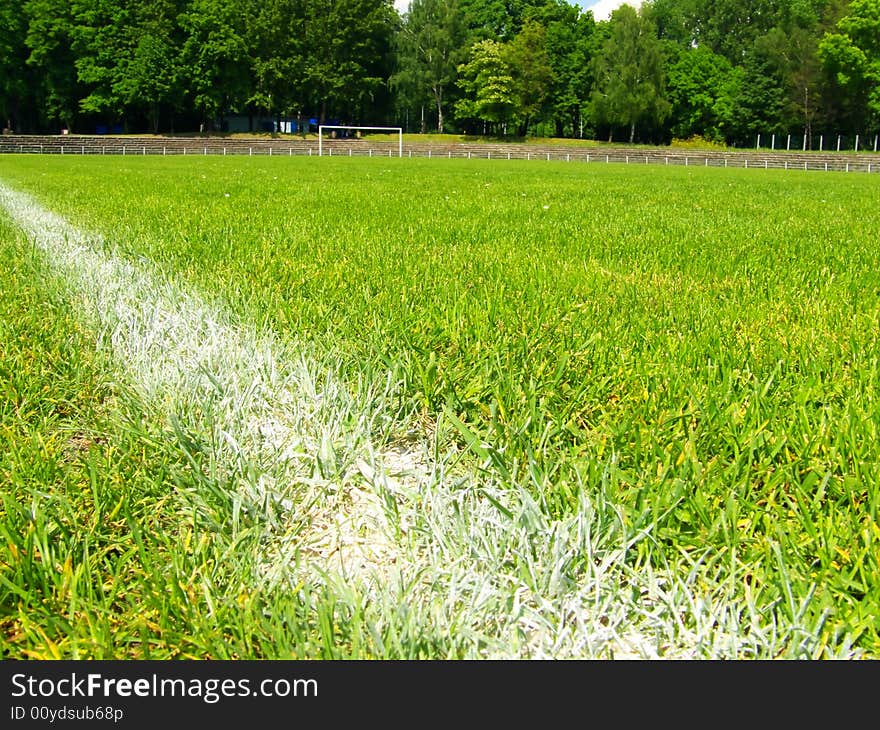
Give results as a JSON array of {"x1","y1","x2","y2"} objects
[{"x1": 318, "y1": 125, "x2": 403, "y2": 157}]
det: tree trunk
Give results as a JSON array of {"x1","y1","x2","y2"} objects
[
  {"x1": 629, "y1": 121, "x2": 635, "y2": 144},
  {"x1": 8, "y1": 97, "x2": 19, "y2": 132},
  {"x1": 435, "y1": 94, "x2": 443, "y2": 134},
  {"x1": 803, "y1": 85, "x2": 811, "y2": 150}
]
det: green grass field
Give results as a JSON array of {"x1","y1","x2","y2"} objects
[{"x1": 1, "y1": 155, "x2": 878, "y2": 658}]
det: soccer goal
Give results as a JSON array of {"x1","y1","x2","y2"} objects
[{"x1": 318, "y1": 125, "x2": 403, "y2": 157}]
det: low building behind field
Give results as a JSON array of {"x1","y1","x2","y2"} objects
[{"x1": 221, "y1": 115, "x2": 312, "y2": 134}]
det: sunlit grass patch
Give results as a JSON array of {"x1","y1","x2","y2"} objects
[{"x1": 1, "y1": 156, "x2": 878, "y2": 657}]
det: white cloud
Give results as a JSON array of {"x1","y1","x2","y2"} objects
[{"x1": 583, "y1": 0, "x2": 643, "y2": 20}]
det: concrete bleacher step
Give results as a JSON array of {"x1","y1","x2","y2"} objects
[{"x1": 1, "y1": 134, "x2": 878, "y2": 172}]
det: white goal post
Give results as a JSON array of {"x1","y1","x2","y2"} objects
[{"x1": 318, "y1": 125, "x2": 403, "y2": 157}]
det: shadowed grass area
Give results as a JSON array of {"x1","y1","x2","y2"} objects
[{"x1": 1, "y1": 156, "x2": 878, "y2": 657}]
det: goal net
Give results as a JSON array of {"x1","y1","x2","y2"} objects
[{"x1": 318, "y1": 125, "x2": 403, "y2": 157}]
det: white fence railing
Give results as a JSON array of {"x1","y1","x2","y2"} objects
[{"x1": 754, "y1": 132, "x2": 879, "y2": 153}]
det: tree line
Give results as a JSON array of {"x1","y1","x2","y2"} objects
[{"x1": 1, "y1": 0, "x2": 878, "y2": 146}]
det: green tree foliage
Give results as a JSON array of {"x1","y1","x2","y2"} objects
[
  {"x1": 666, "y1": 45, "x2": 739, "y2": 141},
  {"x1": 242, "y1": 0, "x2": 400, "y2": 128},
  {"x1": 729, "y1": 40, "x2": 791, "y2": 143},
  {"x1": 455, "y1": 39, "x2": 518, "y2": 132},
  {"x1": 122, "y1": 3, "x2": 186, "y2": 133},
  {"x1": 70, "y1": 0, "x2": 130, "y2": 119},
  {"x1": 393, "y1": 0, "x2": 467, "y2": 133},
  {"x1": 819, "y1": 0, "x2": 880, "y2": 129},
  {"x1": 4, "y1": 0, "x2": 878, "y2": 141},
  {"x1": 179, "y1": 0, "x2": 251, "y2": 127},
  {"x1": 454, "y1": 20, "x2": 555, "y2": 136},
  {"x1": 589, "y1": 4, "x2": 670, "y2": 143},
  {"x1": 71, "y1": 0, "x2": 185, "y2": 133},
  {"x1": 690, "y1": 0, "x2": 781, "y2": 64},
  {"x1": 505, "y1": 19, "x2": 553, "y2": 135},
  {"x1": 244, "y1": 1, "x2": 303, "y2": 121},
  {"x1": 0, "y1": 0, "x2": 33, "y2": 130},
  {"x1": 649, "y1": 0, "x2": 700, "y2": 45},
  {"x1": 24, "y1": 0, "x2": 84, "y2": 130},
  {"x1": 299, "y1": 0, "x2": 398, "y2": 124},
  {"x1": 646, "y1": 0, "x2": 849, "y2": 143},
  {"x1": 458, "y1": 0, "x2": 518, "y2": 41},
  {"x1": 524, "y1": 0, "x2": 596, "y2": 137},
  {"x1": 754, "y1": 23, "x2": 825, "y2": 144}
]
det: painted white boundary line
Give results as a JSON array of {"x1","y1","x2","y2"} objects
[{"x1": 0, "y1": 180, "x2": 405, "y2": 583}]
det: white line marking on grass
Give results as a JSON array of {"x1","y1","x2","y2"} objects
[
  {"x1": 0, "y1": 180, "x2": 848, "y2": 659},
  {"x1": 0, "y1": 180, "x2": 402, "y2": 584}
]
